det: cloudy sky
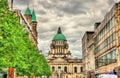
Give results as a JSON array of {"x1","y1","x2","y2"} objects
[{"x1": 8, "y1": 0, "x2": 119, "y2": 58}]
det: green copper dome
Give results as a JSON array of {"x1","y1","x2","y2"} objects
[
  {"x1": 53, "y1": 34, "x2": 66, "y2": 40},
  {"x1": 25, "y1": 7, "x2": 31, "y2": 15},
  {"x1": 53, "y1": 27, "x2": 66, "y2": 41},
  {"x1": 32, "y1": 10, "x2": 37, "y2": 22}
]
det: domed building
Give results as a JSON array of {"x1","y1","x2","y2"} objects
[{"x1": 47, "y1": 27, "x2": 83, "y2": 78}]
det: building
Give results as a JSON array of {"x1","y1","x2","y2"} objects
[
  {"x1": 94, "y1": 2, "x2": 120, "y2": 75},
  {"x1": 47, "y1": 27, "x2": 83, "y2": 78},
  {"x1": 24, "y1": 6, "x2": 38, "y2": 46},
  {"x1": 10, "y1": 0, "x2": 38, "y2": 47},
  {"x1": 14, "y1": 6, "x2": 38, "y2": 47},
  {"x1": 82, "y1": 2, "x2": 120, "y2": 77},
  {"x1": 82, "y1": 31, "x2": 95, "y2": 78},
  {"x1": 93, "y1": 2, "x2": 120, "y2": 75}
]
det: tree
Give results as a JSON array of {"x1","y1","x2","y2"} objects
[{"x1": 0, "y1": 0, "x2": 52, "y2": 77}]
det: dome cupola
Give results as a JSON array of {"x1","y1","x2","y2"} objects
[{"x1": 53, "y1": 27, "x2": 66, "y2": 41}]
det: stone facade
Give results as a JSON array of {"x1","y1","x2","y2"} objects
[
  {"x1": 94, "y1": 2, "x2": 120, "y2": 75},
  {"x1": 24, "y1": 8, "x2": 38, "y2": 46},
  {"x1": 82, "y1": 31, "x2": 95, "y2": 78},
  {"x1": 82, "y1": 2, "x2": 120, "y2": 77},
  {"x1": 14, "y1": 7, "x2": 38, "y2": 47},
  {"x1": 47, "y1": 27, "x2": 83, "y2": 78}
]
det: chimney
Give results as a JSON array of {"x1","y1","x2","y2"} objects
[{"x1": 94, "y1": 22, "x2": 101, "y2": 30}]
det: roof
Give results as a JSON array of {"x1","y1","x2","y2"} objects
[
  {"x1": 47, "y1": 56, "x2": 82, "y2": 63},
  {"x1": 32, "y1": 10, "x2": 37, "y2": 22},
  {"x1": 25, "y1": 7, "x2": 31, "y2": 15},
  {"x1": 53, "y1": 27, "x2": 66, "y2": 41}
]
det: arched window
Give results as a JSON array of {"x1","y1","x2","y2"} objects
[
  {"x1": 58, "y1": 66, "x2": 61, "y2": 73},
  {"x1": 80, "y1": 67, "x2": 83, "y2": 72},
  {"x1": 66, "y1": 75, "x2": 68, "y2": 78},
  {"x1": 52, "y1": 66, "x2": 55, "y2": 71},
  {"x1": 74, "y1": 67, "x2": 77, "y2": 73},
  {"x1": 58, "y1": 66, "x2": 61, "y2": 69},
  {"x1": 64, "y1": 66, "x2": 67, "y2": 72},
  {"x1": 76, "y1": 75, "x2": 78, "y2": 78}
]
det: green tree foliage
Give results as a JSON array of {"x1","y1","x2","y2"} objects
[{"x1": 0, "y1": 0, "x2": 52, "y2": 77}]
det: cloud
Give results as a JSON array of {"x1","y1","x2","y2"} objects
[{"x1": 10, "y1": 0, "x2": 119, "y2": 58}]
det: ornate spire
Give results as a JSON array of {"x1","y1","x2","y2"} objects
[
  {"x1": 25, "y1": 7, "x2": 31, "y2": 15},
  {"x1": 32, "y1": 9, "x2": 37, "y2": 22},
  {"x1": 57, "y1": 27, "x2": 62, "y2": 34},
  {"x1": 25, "y1": 0, "x2": 31, "y2": 15}
]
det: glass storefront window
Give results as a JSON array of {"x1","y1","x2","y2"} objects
[
  {"x1": 102, "y1": 56, "x2": 105, "y2": 65},
  {"x1": 95, "y1": 49, "x2": 117, "y2": 68},
  {"x1": 111, "y1": 50, "x2": 117, "y2": 62},
  {"x1": 107, "y1": 53, "x2": 111, "y2": 64},
  {"x1": 101, "y1": 56, "x2": 104, "y2": 66}
]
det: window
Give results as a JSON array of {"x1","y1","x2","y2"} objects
[
  {"x1": 101, "y1": 56, "x2": 104, "y2": 66},
  {"x1": 99, "y1": 57, "x2": 103, "y2": 66},
  {"x1": 66, "y1": 75, "x2": 68, "y2": 78},
  {"x1": 119, "y1": 36, "x2": 120, "y2": 44},
  {"x1": 64, "y1": 66, "x2": 67, "y2": 72},
  {"x1": 96, "y1": 49, "x2": 117, "y2": 68},
  {"x1": 112, "y1": 33, "x2": 115, "y2": 40},
  {"x1": 94, "y1": 17, "x2": 115, "y2": 48},
  {"x1": 109, "y1": 36, "x2": 112, "y2": 44},
  {"x1": 95, "y1": 59, "x2": 98, "y2": 68},
  {"x1": 94, "y1": 33, "x2": 116, "y2": 54},
  {"x1": 58, "y1": 66, "x2": 61, "y2": 69},
  {"x1": 52, "y1": 66, "x2": 55, "y2": 72},
  {"x1": 104, "y1": 55, "x2": 108, "y2": 65},
  {"x1": 80, "y1": 67, "x2": 83, "y2": 72},
  {"x1": 74, "y1": 67, "x2": 77, "y2": 73},
  {"x1": 111, "y1": 50, "x2": 117, "y2": 62},
  {"x1": 76, "y1": 75, "x2": 78, "y2": 78},
  {"x1": 111, "y1": 17, "x2": 115, "y2": 27}
]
